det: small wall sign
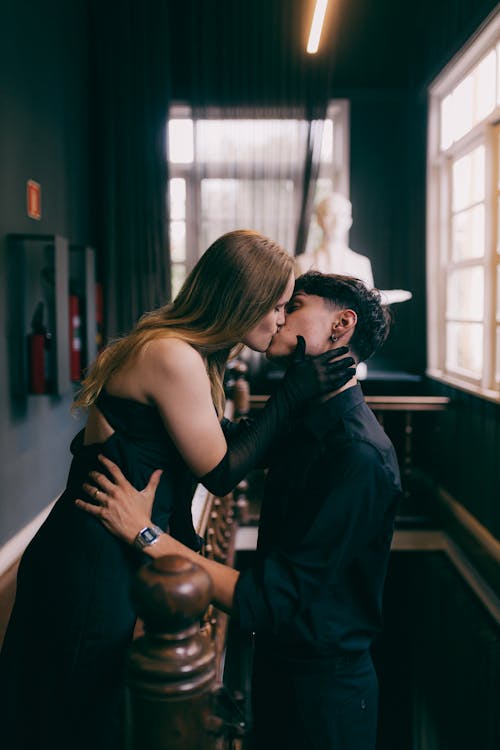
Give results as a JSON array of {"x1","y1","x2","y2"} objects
[{"x1": 27, "y1": 179, "x2": 41, "y2": 220}]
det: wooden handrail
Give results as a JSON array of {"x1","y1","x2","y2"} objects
[
  {"x1": 249, "y1": 393, "x2": 451, "y2": 491},
  {"x1": 364, "y1": 395, "x2": 450, "y2": 411},
  {"x1": 249, "y1": 394, "x2": 451, "y2": 411}
]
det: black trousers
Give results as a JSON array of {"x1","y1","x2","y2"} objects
[{"x1": 249, "y1": 649, "x2": 378, "y2": 750}]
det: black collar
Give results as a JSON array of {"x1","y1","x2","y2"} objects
[{"x1": 302, "y1": 384, "x2": 365, "y2": 441}]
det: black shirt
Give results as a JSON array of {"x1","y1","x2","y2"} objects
[{"x1": 233, "y1": 384, "x2": 402, "y2": 656}]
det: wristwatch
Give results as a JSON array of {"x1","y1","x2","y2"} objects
[{"x1": 133, "y1": 524, "x2": 164, "y2": 551}]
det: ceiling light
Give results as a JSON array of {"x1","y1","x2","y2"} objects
[{"x1": 307, "y1": 0, "x2": 329, "y2": 54}]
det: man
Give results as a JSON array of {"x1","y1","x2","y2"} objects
[{"x1": 78, "y1": 272, "x2": 402, "y2": 750}]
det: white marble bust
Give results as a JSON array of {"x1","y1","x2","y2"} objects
[
  {"x1": 295, "y1": 192, "x2": 412, "y2": 306},
  {"x1": 295, "y1": 193, "x2": 412, "y2": 379}
]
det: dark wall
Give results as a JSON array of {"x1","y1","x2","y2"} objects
[
  {"x1": 349, "y1": 91, "x2": 426, "y2": 374},
  {"x1": 0, "y1": 0, "x2": 93, "y2": 545}
]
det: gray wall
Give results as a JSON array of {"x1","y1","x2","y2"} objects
[{"x1": 0, "y1": 0, "x2": 93, "y2": 545}]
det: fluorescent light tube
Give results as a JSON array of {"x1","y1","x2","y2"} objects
[{"x1": 307, "y1": 0, "x2": 329, "y2": 54}]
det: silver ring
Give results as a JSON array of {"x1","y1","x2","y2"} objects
[{"x1": 93, "y1": 488, "x2": 100, "y2": 501}]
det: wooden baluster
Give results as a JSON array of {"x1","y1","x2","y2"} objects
[
  {"x1": 231, "y1": 358, "x2": 252, "y2": 525},
  {"x1": 126, "y1": 554, "x2": 221, "y2": 750},
  {"x1": 210, "y1": 511, "x2": 228, "y2": 561},
  {"x1": 232, "y1": 361, "x2": 250, "y2": 419},
  {"x1": 234, "y1": 479, "x2": 250, "y2": 525},
  {"x1": 214, "y1": 496, "x2": 234, "y2": 555}
]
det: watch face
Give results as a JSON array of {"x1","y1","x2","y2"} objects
[{"x1": 141, "y1": 528, "x2": 156, "y2": 544}]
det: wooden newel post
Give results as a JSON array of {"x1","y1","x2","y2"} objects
[{"x1": 126, "y1": 554, "x2": 219, "y2": 750}]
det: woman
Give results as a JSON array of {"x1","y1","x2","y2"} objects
[{"x1": 0, "y1": 230, "x2": 354, "y2": 750}]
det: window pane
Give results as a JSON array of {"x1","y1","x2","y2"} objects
[
  {"x1": 498, "y1": 195, "x2": 500, "y2": 249},
  {"x1": 201, "y1": 179, "x2": 239, "y2": 220},
  {"x1": 196, "y1": 119, "x2": 308, "y2": 163},
  {"x1": 453, "y1": 74, "x2": 474, "y2": 142},
  {"x1": 168, "y1": 120, "x2": 194, "y2": 163},
  {"x1": 474, "y1": 51, "x2": 496, "y2": 123},
  {"x1": 320, "y1": 119, "x2": 334, "y2": 162},
  {"x1": 169, "y1": 221, "x2": 186, "y2": 262},
  {"x1": 446, "y1": 322, "x2": 483, "y2": 376},
  {"x1": 498, "y1": 137, "x2": 500, "y2": 190},
  {"x1": 497, "y1": 265, "x2": 500, "y2": 321},
  {"x1": 440, "y1": 94, "x2": 454, "y2": 151},
  {"x1": 171, "y1": 264, "x2": 186, "y2": 299},
  {"x1": 497, "y1": 43, "x2": 500, "y2": 105},
  {"x1": 200, "y1": 178, "x2": 295, "y2": 250},
  {"x1": 452, "y1": 146, "x2": 485, "y2": 212},
  {"x1": 447, "y1": 266, "x2": 484, "y2": 321},
  {"x1": 496, "y1": 326, "x2": 500, "y2": 381},
  {"x1": 169, "y1": 178, "x2": 186, "y2": 220},
  {"x1": 166, "y1": 106, "x2": 349, "y2": 283},
  {"x1": 451, "y1": 204, "x2": 485, "y2": 260}
]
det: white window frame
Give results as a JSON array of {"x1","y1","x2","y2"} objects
[
  {"x1": 427, "y1": 10, "x2": 500, "y2": 401},
  {"x1": 167, "y1": 102, "x2": 350, "y2": 295}
]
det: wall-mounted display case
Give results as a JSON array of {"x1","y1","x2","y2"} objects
[{"x1": 7, "y1": 234, "x2": 97, "y2": 398}]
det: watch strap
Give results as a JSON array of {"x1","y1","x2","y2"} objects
[{"x1": 133, "y1": 524, "x2": 164, "y2": 551}]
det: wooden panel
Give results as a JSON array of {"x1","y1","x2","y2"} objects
[{"x1": 421, "y1": 380, "x2": 500, "y2": 541}]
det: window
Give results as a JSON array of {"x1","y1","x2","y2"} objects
[
  {"x1": 167, "y1": 103, "x2": 350, "y2": 298},
  {"x1": 427, "y1": 11, "x2": 500, "y2": 399}
]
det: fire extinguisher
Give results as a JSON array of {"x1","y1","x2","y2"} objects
[
  {"x1": 69, "y1": 294, "x2": 82, "y2": 381},
  {"x1": 95, "y1": 281, "x2": 104, "y2": 353},
  {"x1": 27, "y1": 301, "x2": 52, "y2": 394}
]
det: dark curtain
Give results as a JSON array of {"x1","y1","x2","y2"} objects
[
  {"x1": 88, "y1": 0, "x2": 337, "y2": 337},
  {"x1": 171, "y1": 0, "x2": 336, "y2": 258},
  {"x1": 294, "y1": 117, "x2": 327, "y2": 257},
  {"x1": 186, "y1": 104, "x2": 324, "y2": 258},
  {"x1": 89, "y1": 0, "x2": 171, "y2": 339}
]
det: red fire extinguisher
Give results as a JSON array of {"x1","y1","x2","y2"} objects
[
  {"x1": 69, "y1": 294, "x2": 82, "y2": 382},
  {"x1": 27, "y1": 301, "x2": 52, "y2": 394},
  {"x1": 95, "y1": 281, "x2": 104, "y2": 353}
]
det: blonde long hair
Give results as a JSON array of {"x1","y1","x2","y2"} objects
[{"x1": 74, "y1": 230, "x2": 293, "y2": 416}]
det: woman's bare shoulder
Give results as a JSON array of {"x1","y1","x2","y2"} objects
[
  {"x1": 105, "y1": 338, "x2": 207, "y2": 404},
  {"x1": 140, "y1": 337, "x2": 206, "y2": 376},
  {"x1": 144, "y1": 336, "x2": 203, "y2": 358}
]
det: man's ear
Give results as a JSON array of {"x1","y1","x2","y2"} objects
[{"x1": 332, "y1": 309, "x2": 357, "y2": 339}]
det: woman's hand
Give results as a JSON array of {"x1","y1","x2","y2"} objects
[
  {"x1": 282, "y1": 336, "x2": 355, "y2": 403},
  {"x1": 75, "y1": 454, "x2": 163, "y2": 545}
]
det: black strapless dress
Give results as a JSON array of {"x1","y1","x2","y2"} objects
[{"x1": 0, "y1": 390, "x2": 200, "y2": 750}]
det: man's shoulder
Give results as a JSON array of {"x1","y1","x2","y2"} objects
[
  {"x1": 316, "y1": 432, "x2": 401, "y2": 501},
  {"x1": 322, "y1": 401, "x2": 399, "y2": 471}
]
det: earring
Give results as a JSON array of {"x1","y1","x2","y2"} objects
[{"x1": 330, "y1": 334, "x2": 338, "y2": 343}]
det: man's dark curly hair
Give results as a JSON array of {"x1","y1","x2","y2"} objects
[{"x1": 293, "y1": 271, "x2": 393, "y2": 363}]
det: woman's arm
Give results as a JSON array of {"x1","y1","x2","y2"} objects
[
  {"x1": 138, "y1": 338, "x2": 229, "y2": 477},
  {"x1": 139, "y1": 337, "x2": 354, "y2": 496},
  {"x1": 75, "y1": 454, "x2": 239, "y2": 613}
]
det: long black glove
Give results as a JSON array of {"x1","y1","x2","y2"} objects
[{"x1": 200, "y1": 336, "x2": 355, "y2": 496}]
